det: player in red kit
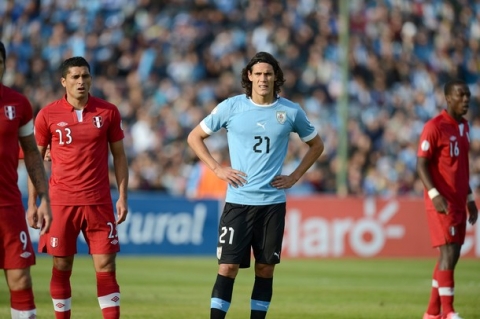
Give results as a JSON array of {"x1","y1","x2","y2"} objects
[
  {"x1": 417, "y1": 79, "x2": 478, "y2": 319},
  {"x1": 28, "y1": 57, "x2": 128, "y2": 319},
  {"x1": 0, "y1": 41, "x2": 52, "y2": 318}
]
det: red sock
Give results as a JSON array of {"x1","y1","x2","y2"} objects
[
  {"x1": 50, "y1": 268, "x2": 72, "y2": 319},
  {"x1": 10, "y1": 288, "x2": 35, "y2": 311},
  {"x1": 437, "y1": 269, "x2": 455, "y2": 314},
  {"x1": 426, "y1": 262, "x2": 441, "y2": 315},
  {"x1": 96, "y1": 272, "x2": 120, "y2": 319}
]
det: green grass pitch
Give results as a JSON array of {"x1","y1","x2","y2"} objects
[{"x1": 0, "y1": 256, "x2": 478, "y2": 318}]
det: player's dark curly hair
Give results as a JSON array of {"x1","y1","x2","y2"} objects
[
  {"x1": 241, "y1": 52, "x2": 286, "y2": 98},
  {"x1": 0, "y1": 41, "x2": 6, "y2": 63},
  {"x1": 59, "y1": 56, "x2": 91, "y2": 78},
  {"x1": 444, "y1": 79, "x2": 467, "y2": 96}
]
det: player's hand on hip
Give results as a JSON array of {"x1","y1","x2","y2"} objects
[
  {"x1": 216, "y1": 167, "x2": 246, "y2": 188},
  {"x1": 271, "y1": 175, "x2": 297, "y2": 189}
]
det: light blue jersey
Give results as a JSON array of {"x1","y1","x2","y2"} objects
[{"x1": 200, "y1": 94, "x2": 317, "y2": 205}]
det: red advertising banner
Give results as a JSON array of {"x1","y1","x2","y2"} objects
[{"x1": 282, "y1": 197, "x2": 479, "y2": 258}]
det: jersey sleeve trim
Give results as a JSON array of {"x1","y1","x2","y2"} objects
[
  {"x1": 19, "y1": 119, "x2": 34, "y2": 137},
  {"x1": 200, "y1": 121, "x2": 213, "y2": 135},
  {"x1": 300, "y1": 130, "x2": 318, "y2": 143}
]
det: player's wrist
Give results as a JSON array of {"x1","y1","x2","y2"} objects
[
  {"x1": 38, "y1": 192, "x2": 51, "y2": 203},
  {"x1": 467, "y1": 193, "x2": 475, "y2": 203},
  {"x1": 428, "y1": 188, "x2": 440, "y2": 200}
]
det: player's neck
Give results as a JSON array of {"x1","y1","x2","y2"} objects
[
  {"x1": 251, "y1": 93, "x2": 276, "y2": 105},
  {"x1": 446, "y1": 109, "x2": 463, "y2": 122},
  {"x1": 67, "y1": 95, "x2": 88, "y2": 110}
]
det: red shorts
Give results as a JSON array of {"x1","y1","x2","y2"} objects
[
  {"x1": 426, "y1": 208, "x2": 467, "y2": 247},
  {"x1": 0, "y1": 205, "x2": 36, "y2": 269},
  {"x1": 39, "y1": 204, "x2": 120, "y2": 256}
]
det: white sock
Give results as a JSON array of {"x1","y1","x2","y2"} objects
[{"x1": 10, "y1": 308, "x2": 36, "y2": 319}]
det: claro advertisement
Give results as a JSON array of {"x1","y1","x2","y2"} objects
[
  {"x1": 27, "y1": 195, "x2": 479, "y2": 257},
  {"x1": 284, "y1": 197, "x2": 479, "y2": 258}
]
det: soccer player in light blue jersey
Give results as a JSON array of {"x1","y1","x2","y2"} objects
[{"x1": 188, "y1": 51, "x2": 324, "y2": 319}]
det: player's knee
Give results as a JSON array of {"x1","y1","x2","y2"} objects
[
  {"x1": 6, "y1": 269, "x2": 32, "y2": 291},
  {"x1": 218, "y1": 264, "x2": 239, "y2": 278},
  {"x1": 92, "y1": 253, "x2": 117, "y2": 272},
  {"x1": 53, "y1": 256, "x2": 74, "y2": 271},
  {"x1": 254, "y1": 263, "x2": 275, "y2": 278}
]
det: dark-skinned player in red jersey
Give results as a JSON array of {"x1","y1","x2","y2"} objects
[{"x1": 417, "y1": 79, "x2": 478, "y2": 319}]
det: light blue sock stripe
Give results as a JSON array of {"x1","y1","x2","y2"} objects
[
  {"x1": 211, "y1": 297, "x2": 230, "y2": 312},
  {"x1": 251, "y1": 299, "x2": 270, "y2": 311}
]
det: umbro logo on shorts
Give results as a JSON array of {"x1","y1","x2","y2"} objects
[{"x1": 20, "y1": 251, "x2": 32, "y2": 258}]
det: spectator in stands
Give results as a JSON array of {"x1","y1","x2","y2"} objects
[{"x1": 2, "y1": 0, "x2": 480, "y2": 197}]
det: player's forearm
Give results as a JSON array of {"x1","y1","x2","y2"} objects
[
  {"x1": 21, "y1": 137, "x2": 49, "y2": 205},
  {"x1": 27, "y1": 177, "x2": 38, "y2": 207},
  {"x1": 416, "y1": 157, "x2": 435, "y2": 190},
  {"x1": 187, "y1": 129, "x2": 220, "y2": 172},
  {"x1": 290, "y1": 136, "x2": 324, "y2": 182},
  {"x1": 113, "y1": 155, "x2": 129, "y2": 200},
  {"x1": 194, "y1": 145, "x2": 221, "y2": 172},
  {"x1": 24, "y1": 150, "x2": 49, "y2": 204}
]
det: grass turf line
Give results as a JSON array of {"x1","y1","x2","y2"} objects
[{"x1": 0, "y1": 256, "x2": 478, "y2": 318}]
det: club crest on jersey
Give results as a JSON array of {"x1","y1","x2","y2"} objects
[
  {"x1": 50, "y1": 237, "x2": 59, "y2": 248},
  {"x1": 93, "y1": 116, "x2": 103, "y2": 128},
  {"x1": 276, "y1": 111, "x2": 286, "y2": 124},
  {"x1": 4, "y1": 105, "x2": 15, "y2": 120}
]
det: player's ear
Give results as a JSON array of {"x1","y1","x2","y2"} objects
[
  {"x1": 61, "y1": 77, "x2": 66, "y2": 88},
  {"x1": 445, "y1": 95, "x2": 451, "y2": 104}
]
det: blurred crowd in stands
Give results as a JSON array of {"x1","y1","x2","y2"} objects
[{"x1": 4, "y1": 0, "x2": 480, "y2": 198}]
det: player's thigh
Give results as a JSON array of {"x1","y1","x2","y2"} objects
[
  {"x1": 443, "y1": 210, "x2": 467, "y2": 245},
  {"x1": 252, "y1": 203, "x2": 286, "y2": 265},
  {"x1": 427, "y1": 209, "x2": 467, "y2": 247},
  {"x1": 83, "y1": 204, "x2": 120, "y2": 254},
  {"x1": 217, "y1": 203, "x2": 255, "y2": 265},
  {"x1": 39, "y1": 205, "x2": 83, "y2": 255},
  {"x1": 0, "y1": 206, "x2": 35, "y2": 269}
]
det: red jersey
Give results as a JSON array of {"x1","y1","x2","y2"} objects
[
  {"x1": 0, "y1": 84, "x2": 34, "y2": 207},
  {"x1": 34, "y1": 95, "x2": 124, "y2": 205},
  {"x1": 417, "y1": 110, "x2": 470, "y2": 211}
]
